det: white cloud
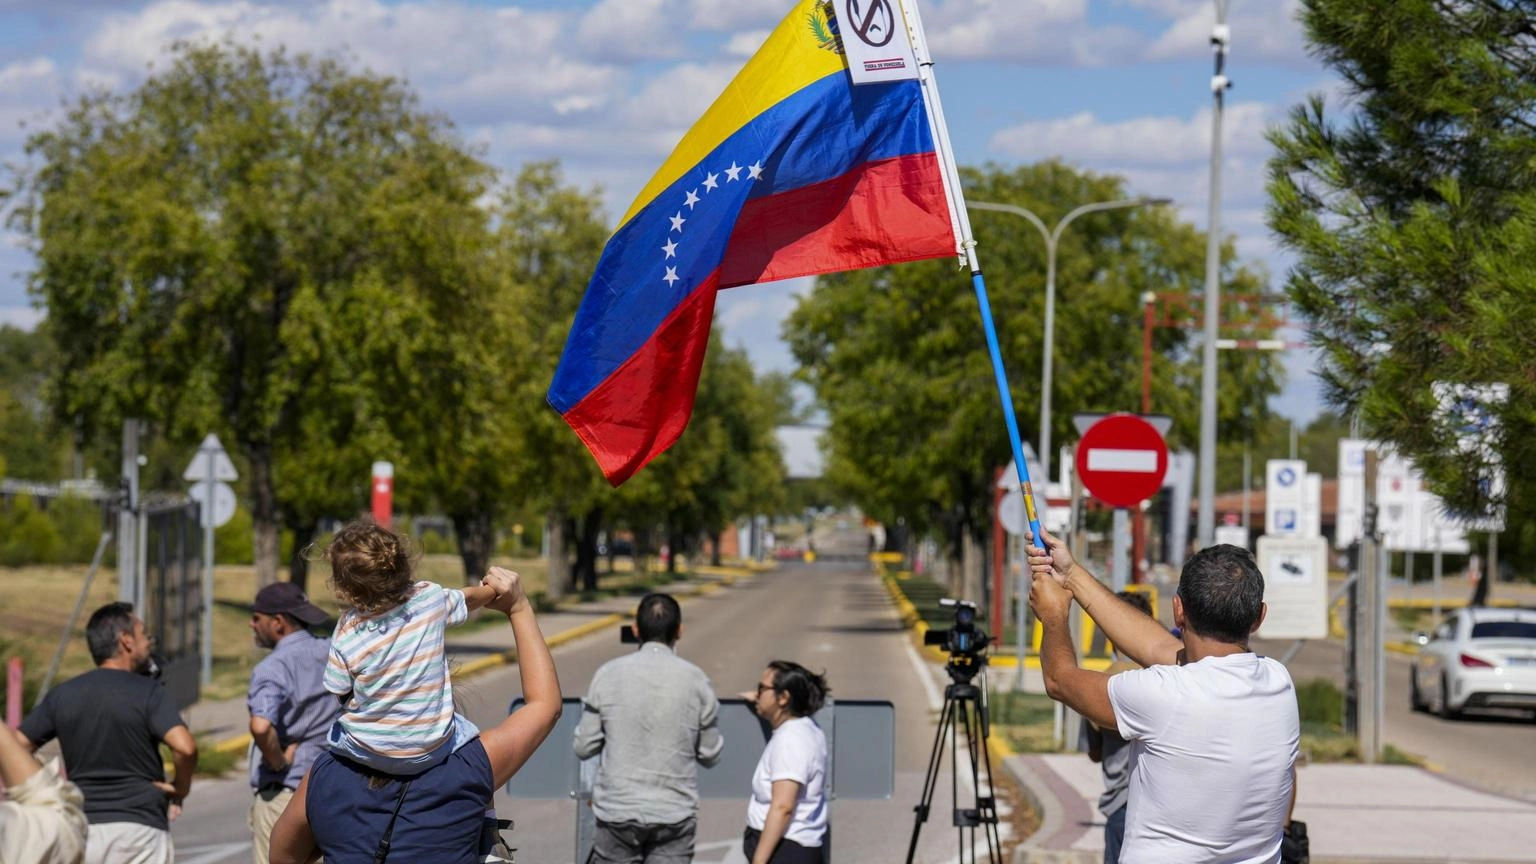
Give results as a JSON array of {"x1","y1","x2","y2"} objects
[
  {"x1": 575, "y1": 0, "x2": 686, "y2": 62},
  {"x1": 1143, "y1": 0, "x2": 1311, "y2": 67},
  {"x1": 0, "y1": 56, "x2": 62, "y2": 149},
  {"x1": 715, "y1": 275, "x2": 811, "y2": 374},
  {"x1": 922, "y1": 0, "x2": 1142, "y2": 65},
  {"x1": 0, "y1": 305, "x2": 42, "y2": 330},
  {"x1": 989, "y1": 101, "x2": 1273, "y2": 166}
]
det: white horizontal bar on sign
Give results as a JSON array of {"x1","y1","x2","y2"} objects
[{"x1": 1086, "y1": 448, "x2": 1160, "y2": 473}]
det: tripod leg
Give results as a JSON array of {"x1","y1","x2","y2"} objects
[{"x1": 905, "y1": 691, "x2": 955, "y2": 864}]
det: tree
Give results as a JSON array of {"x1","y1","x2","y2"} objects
[
  {"x1": 787, "y1": 161, "x2": 1281, "y2": 589},
  {"x1": 0, "y1": 326, "x2": 68, "y2": 481},
  {"x1": 1268, "y1": 0, "x2": 1536, "y2": 576},
  {"x1": 488, "y1": 162, "x2": 611, "y2": 597},
  {"x1": 6, "y1": 42, "x2": 496, "y2": 585}
]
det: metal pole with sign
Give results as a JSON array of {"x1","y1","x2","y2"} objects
[{"x1": 185, "y1": 434, "x2": 238, "y2": 686}]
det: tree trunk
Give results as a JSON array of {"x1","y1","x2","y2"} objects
[
  {"x1": 709, "y1": 529, "x2": 723, "y2": 566},
  {"x1": 545, "y1": 509, "x2": 568, "y2": 602},
  {"x1": 288, "y1": 520, "x2": 318, "y2": 595},
  {"x1": 250, "y1": 444, "x2": 280, "y2": 588},
  {"x1": 961, "y1": 528, "x2": 985, "y2": 606},
  {"x1": 666, "y1": 526, "x2": 682, "y2": 574},
  {"x1": 453, "y1": 511, "x2": 494, "y2": 586},
  {"x1": 576, "y1": 507, "x2": 602, "y2": 593}
]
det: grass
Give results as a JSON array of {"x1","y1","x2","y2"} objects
[{"x1": 990, "y1": 690, "x2": 1067, "y2": 753}]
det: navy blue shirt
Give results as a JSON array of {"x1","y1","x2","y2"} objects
[
  {"x1": 306, "y1": 739, "x2": 493, "y2": 864},
  {"x1": 247, "y1": 629, "x2": 339, "y2": 790}
]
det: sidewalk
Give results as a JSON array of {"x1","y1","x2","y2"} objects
[
  {"x1": 1006, "y1": 736, "x2": 1536, "y2": 864},
  {"x1": 185, "y1": 564, "x2": 764, "y2": 753}
]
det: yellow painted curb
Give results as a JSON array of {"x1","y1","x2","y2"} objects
[
  {"x1": 1384, "y1": 641, "x2": 1419, "y2": 656},
  {"x1": 877, "y1": 567, "x2": 1113, "y2": 672}
]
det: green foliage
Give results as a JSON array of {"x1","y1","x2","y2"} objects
[
  {"x1": 788, "y1": 161, "x2": 1281, "y2": 554},
  {"x1": 215, "y1": 506, "x2": 255, "y2": 566},
  {"x1": 0, "y1": 496, "x2": 61, "y2": 566},
  {"x1": 48, "y1": 495, "x2": 108, "y2": 563},
  {"x1": 1295, "y1": 677, "x2": 1344, "y2": 728},
  {"x1": 1268, "y1": 0, "x2": 1536, "y2": 566},
  {"x1": 6, "y1": 41, "x2": 495, "y2": 580},
  {"x1": 0, "y1": 326, "x2": 69, "y2": 482}
]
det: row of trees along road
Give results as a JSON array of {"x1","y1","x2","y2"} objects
[
  {"x1": 786, "y1": 162, "x2": 1284, "y2": 597},
  {"x1": 3, "y1": 41, "x2": 788, "y2": 594},
  {"x1": 1268, "y1": 0, "x2": 1536, "y2": 582}
]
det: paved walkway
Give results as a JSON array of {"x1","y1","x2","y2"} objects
[
  {"x1": 1006, "y1": 741, "x2": 1536, "y2": 863},
  {"x1": 185, "y1": 566, "x2": 759, "y2": 751}
]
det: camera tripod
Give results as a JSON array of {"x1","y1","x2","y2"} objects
[{"x1": 905, "y1": 656, "x2": 1002, "y2": 864}]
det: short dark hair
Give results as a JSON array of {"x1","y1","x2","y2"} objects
[
  {"x1": 1116, "y1": 590, "x2": 1154, "y2": 619},
  {"x1": 766, "y1": 660, "x2": 830, "y2": 717},
  {"x1": 1176, "y1": 544, "x2": 1265, "y2": 644},
  {"x1": 87, "y1": 602, "x2": 137, "y2": 665},
  {"x1": 635, "y1": 593, "x2": 681, "y2": 644}
]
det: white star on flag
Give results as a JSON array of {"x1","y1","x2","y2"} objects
[
  {"x1": 703, "y1": 172, "x2": 719, "y2": 191},
  {"x1": 684, "y1": 189, "x2": 700, "y2": 210},
  {"x1": 662, "y1": 238, "x2": 678, "y2": 258},
  {"x1": 725, "y1": 162, "x2": 743, "y2": 182},
  {"x1": 747, "y1": 161, "x2": 764, "y2": 180},
  {"x1": 669, "y1": 212, "x2": 686, "y2": 232},
  {"x1": 663, "y1": 266, "x2": 679, "y2": 286}
]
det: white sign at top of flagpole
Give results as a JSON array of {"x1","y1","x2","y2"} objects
[
  {"x1": 833, "y1": 0, "x2": 921, "y2": 85},
  {"x1": 183, "y1": 433, "x2": 239, "y2": 482}
]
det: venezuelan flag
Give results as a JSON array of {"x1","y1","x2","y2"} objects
[{"x1": 550, "y1": 0, "x2": 958, "y2": 484}]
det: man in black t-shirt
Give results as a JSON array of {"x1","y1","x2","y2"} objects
[{"x1": 17, "y1": 602, "x2": 198, "y2": 864}]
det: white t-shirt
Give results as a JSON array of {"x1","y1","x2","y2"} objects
[
  {"x1": 1107, "y1": 652, "x2": 1299, "y2": 864},
  {"x1": 746, "y1": 716, "x2": 828, "y2": 848}
]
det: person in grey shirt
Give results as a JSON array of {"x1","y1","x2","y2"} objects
[
  {"x1": 246, "y1": 583, "x2": 339, "y2": 864},
  {"x1": 575, "y1": 593, "x2": 724, "y2": 864},
  {"x1": 1077, "y1": 590, "x2": 1155, "y2": 864}
]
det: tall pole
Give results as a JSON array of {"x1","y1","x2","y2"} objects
[
  {"x1": 1358, "y1": 449, "x2": 1382, "y2": 763},
  {"x1": 201, "y1": 444, "x2": 215, "y2": 686},
  {"x1": 1197, "y1": 0, "x2": 1232, "y2": 548},
  {"x1": 118, "y1": 420, "x2": 141, "y2": 609},
  {"x1": 972, "y1": 197, "x2": 1170, "y2": 483}
]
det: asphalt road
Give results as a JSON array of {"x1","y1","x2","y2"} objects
[
  {"x1": 172, "y1": 560, "x2": 1005, "y2": 864},
  {"x1": 1253, "y1": 634, "x2": 1536, "y2": 801}
]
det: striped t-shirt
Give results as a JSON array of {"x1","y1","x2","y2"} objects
[{"x1": 324, "y1": 581, "x2": 468, "y2": 758}]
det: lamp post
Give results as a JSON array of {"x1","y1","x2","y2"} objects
[
  {"x1": 972, "y1": 197, "x2": 1172, "y2": 483},
  {"x1": 1198, "y1": 0, "x2": 1233, "y2": 548}
]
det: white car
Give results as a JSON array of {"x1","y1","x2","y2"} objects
[{"x1": 1411, "y1": 607, "x2": 1536, "y2": 718}]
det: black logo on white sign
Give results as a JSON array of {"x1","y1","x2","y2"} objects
[{"x1": 847, "y1": 0, "x2": 895, "y2": 48}]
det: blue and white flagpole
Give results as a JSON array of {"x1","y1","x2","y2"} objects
[{"x1": 898, "y1": 0, "x2": 1047, "y2": 555}]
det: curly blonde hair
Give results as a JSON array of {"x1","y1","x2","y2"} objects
[{"x1": 325, "y1": 520, "x2": 415, "y2": 616}]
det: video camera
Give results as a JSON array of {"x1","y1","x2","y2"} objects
[{"x1": 923, "y1": 598, "x2": 989, "y2": 658}]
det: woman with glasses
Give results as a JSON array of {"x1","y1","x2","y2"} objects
[{"x1": 740, "y1": 661, "x2": 830, "y2": 864}]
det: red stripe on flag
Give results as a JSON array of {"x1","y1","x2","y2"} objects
[
  {"x1": 561, "y1": 275, "x2": 721, "y2": 485},
  {"x1": 719, "y1": 152, "x2": 954, "y2": 288}
]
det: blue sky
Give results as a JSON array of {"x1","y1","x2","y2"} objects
[{"x1": 0, "y1": 0, "x2": 1339, "y2": 425}]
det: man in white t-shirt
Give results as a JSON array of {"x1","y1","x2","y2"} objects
[{"x1": 1026, "y1": 535, "x2": 1299, "y2": 864}]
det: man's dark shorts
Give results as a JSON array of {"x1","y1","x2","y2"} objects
[{"x1": 589, "y1": 817, "x2": 696, "y2": 864}]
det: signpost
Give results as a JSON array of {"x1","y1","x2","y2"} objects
[
  {"x1": 1074, "y1": 414, "x2": 1169, "y2": 588},
  {"x1": 371, "y1": 462, "x2": 394, "y2": 529},
  {"x1": 1264, "y1": 459, "x2": 1306, "y2": 536},
  {"x1": 1255, "y1": 535, "x2": 1329, "y2": 640},
  {"x1": 184, "y1": 434, "x2": 238, "y2": 686}
]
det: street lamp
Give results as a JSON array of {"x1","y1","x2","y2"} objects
[{"x1": 971, "y1": 196, "x2": 1173, "y2": 482}]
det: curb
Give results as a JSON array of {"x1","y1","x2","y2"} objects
[
  {"x1": 203, "y1": 565, "x2": 763, "y2": 756},
  {"x1": 877, "y1": 567, "x2": 1112, "y2": 672}
]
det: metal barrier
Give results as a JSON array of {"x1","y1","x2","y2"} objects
[
  {"x1": 506, "y1": 698, "x2": 895, "y2": 863},
  {"x1": 142, "y1": 501, "x2": 203, "y2": 709}
]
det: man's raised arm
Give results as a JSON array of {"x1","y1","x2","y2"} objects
[{"x1": 1028, "y1": 531, "x2": 1181, "y2": 668}]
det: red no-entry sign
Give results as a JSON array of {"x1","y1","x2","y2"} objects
[{"x1": 1075, "y1": 413, "x2": 1169, "y2": 508}]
